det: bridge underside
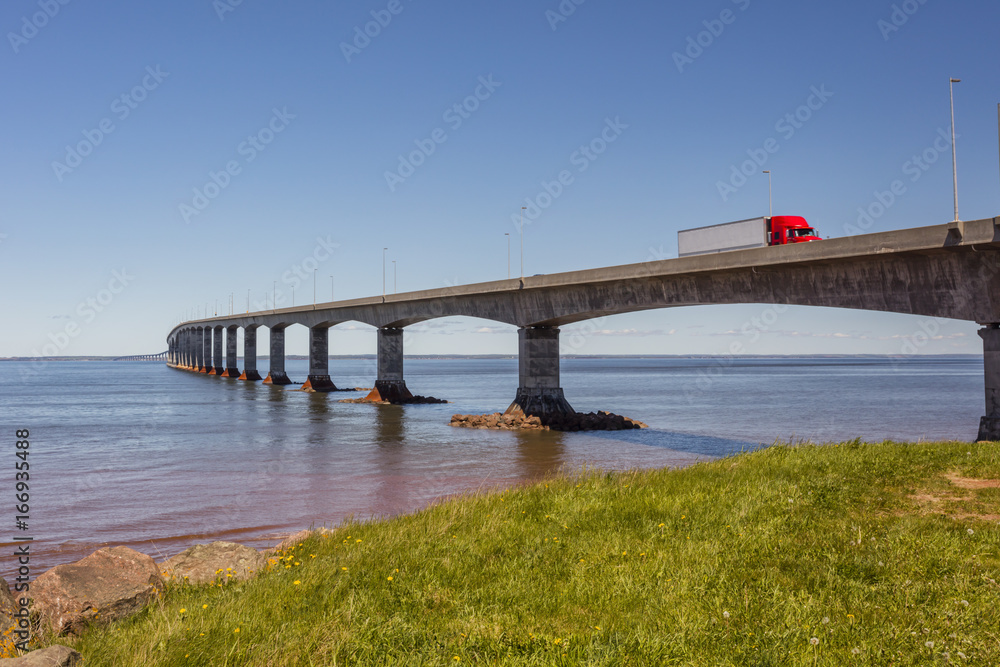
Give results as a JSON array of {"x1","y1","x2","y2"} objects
[{"x1": 167, "y1": 217, "x2": 1000, "y2": 440}]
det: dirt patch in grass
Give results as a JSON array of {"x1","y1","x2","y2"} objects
[
  {"x1": 946, "y1": 473, "x2": 1000, "y2": 489},
  {"x1": 904, "y1": 473, "x2": 1000, "y2": 522}
]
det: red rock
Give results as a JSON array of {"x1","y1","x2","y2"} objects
[
  {"x1": 0, "y1": 645, "x2": 82, "y2": 666},
  {"x1": 30, "y1": 547, "x2": 163, "y2": 636},
  {"x1": 161, "y1": 541, "x2": 265, "y2": 585}
]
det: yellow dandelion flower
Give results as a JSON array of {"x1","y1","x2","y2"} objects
[
  {"x1": 387, "y1": 576, "x2": 393, "y2": 581},
  {"x1": 341, "y1": 567, "x2": 348, "y2": 571},
  {"x1": 293, "y1": 580, "x2": 301, "y2": 585},
  {"x1": 202, "y1": 604, "x2": 208, "y2": 609},
  {"x1": 234, "y1": 628, "x2": 240, "y2": 634},
  {"x1": 179, "y1": 608, "x2": 186, "y2": 614}
]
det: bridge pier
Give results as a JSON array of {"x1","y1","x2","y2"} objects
[
  {"x1": 978, "y1": 324, "x2": 1000, "y2": 441},
  {"x1": 300, "y1": 326, "x2": 336, "y2": 392},
  {"x1": 263, "y1": 326, "x2": 292, "y2": 385},
  {"x1": 211, "y1": 326, "x2": 224, "y2": 375},
  {"x1": 185, "y1": 330, "x2": 196, "y2": 370},
  {"x1": 200, "y1": 328, "x2": 211, "y2": 373},
  {"x1": 179, "y1": 331, "x2": 188, "y2": 369},
  {"x1": 193, "y1": 329, "x2": 204, "y2": 372},
  {"x1": 365, "y1": 327, "x2": 413, "y2": 402},
  {"x1": 505, "y1": 326, "x2": 575, "y2": 417},
  {"x1": 221, "y1": 325, "x2": 240, "y2": 377},
  {"x1": 239, "y1": 327, "x2": 263, "y2": 381}
]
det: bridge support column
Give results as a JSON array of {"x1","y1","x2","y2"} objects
[
  {"x1": 211, "y1": 326, "x2": 225, "y2": 375},
  {"x1": 978, "y1": 324, "x2": 1000, "y2": 441},
  {"x1": 263, "y1": 326, "x2": 292, "y2": 385},
  {"x1": 365, "y1": 327, "x2": 413, "y2": 402},
  {"x1": 185, "y1": 330, "x2": 195, "y2": 370},
  {"x1": 300, "y1": 326, "x2": 336, "y2": 392},
  {"x1": 200, "y1": 328, "x2": 211, "y2": 373},
  {"x1": 179, "y1": 331, "x2": 188, "y2": 369},
  {"x1": 239, "y1": 327, "x2": 263, "y2": 381},
  {"x1": 193, "y1": 329, "x2": 204, "y2": 372},
  {"x1": 221, "y1": 326, "x2": 240, "y2": 377},
  {"x1": 504, "y1": 326, "x2": 575, "y2": 417}
]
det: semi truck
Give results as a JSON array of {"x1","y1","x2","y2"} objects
[{"x1": 677, "y1": 216, "x2": 821, "y2": 258}]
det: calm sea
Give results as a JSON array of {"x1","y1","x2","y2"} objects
[{"x1": 0, "y1": 356, "x2": 983, "y2": 578}]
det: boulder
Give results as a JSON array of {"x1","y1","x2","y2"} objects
[
  {"x1": 266, "y1": 528, "x2": 332, "y2": 555},
  {"x1": 30, "y1": 546, "x2": 163, "y2": 636},
  {"x1": 0, "y1": 645, "x2": 82, "y2": 666},
  {"x1": 161, "y1": 541, "x2": 266, "y2": 585}
]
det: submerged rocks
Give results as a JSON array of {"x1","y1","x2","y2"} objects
[
  {"x1": 30, "y1": 547, "x2": 164, "y2": 636},
  {"x1": 161, "y1": 541, "x2": 265, "y2": 585},
  {"x1": 450, "y1": 410, "x2": 647, "y2": 432}
]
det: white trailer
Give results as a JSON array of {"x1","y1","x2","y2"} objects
[{"x1": 677, "y1": 217, "x2": 769, "y2": 257}]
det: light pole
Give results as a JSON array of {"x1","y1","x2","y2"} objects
[
  {"x1": 392, "y1": 260, "x2": 397, "y2": 294},
  {"x1": 950, "y1": 77, "x2": 961, "y2": 222},
  {"x1": 505, "y1": 232, "x2": 510, "y2": 279},
  {"x1": 272, "y1": 281, "x2": 276, "y2": 313},
  {"x1": 246, "y1": 289, "x2": 250, "y2": 314},
  {"x1": 292, "y1": 286, "x2": 295, "y2": 306},
  {"x1": 382, "y1": 247, "x2": 388, "y2": 298},
  {"x1": 762, "y1": 170, "x2": 772, "y2": 218},
  {"x1": 330, "y1": 275, "x2": 334, "y2": 302},
  {"x1": 229, "y1": 293, "x2": 233, "y2": 315},
  {"x1": 214, "y1": 299, "x2": 218, "y2": 317},
  {"x1": 313, "y1": 269, "x2": 317, "y2": 307},
  {"x1": 520, "y1": 206, "x2": 526, "y2": 279}
]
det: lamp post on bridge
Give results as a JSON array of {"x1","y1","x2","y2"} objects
[
  {"x1": 762, "y1": 170, "x2": 772, "y2": 218},
  {"x1": 383, "y1": 247, "x2": 388, "y2": 299},
  {"x1": 505, "y1": 232, "x2": 510, "y2": 279},
  {"x1": 949, "y1": 77, "x2": 962, "y2": 222},
  {"x1": 313, "y1": 269, "x2": 317, "y2": 308},
  {"x1": 520, "y1": 206, "x2": 526, "y2": 280},
  {"x1": 393, "y1": 260, "x2": 396, "y2": 294},
  {"x1": 330, "y1": 275, "x2": 334, "y2": 302}
]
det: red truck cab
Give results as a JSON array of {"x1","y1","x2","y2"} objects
[{"x1": 768, "y1": 216, "x2": 821, "y2": 246}]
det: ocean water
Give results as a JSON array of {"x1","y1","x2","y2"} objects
[{"x1": 0, "y1": 356, "x2": 983, "y2": 578}]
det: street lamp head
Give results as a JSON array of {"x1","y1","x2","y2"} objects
[
  {"x1": 950, "y1": 78, "x2": 961, "y2": 83},
  {"x1": 762, "y1": 170, "x2": 770, "y2": 174}
]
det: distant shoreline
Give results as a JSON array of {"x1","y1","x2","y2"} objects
[{"x1": 0, "y1": 353, "x2": 983, "y2": 362}]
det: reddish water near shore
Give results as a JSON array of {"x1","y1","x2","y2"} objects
[{"x1": 0, "y1": 356, "x2": 982, "y2": 578}]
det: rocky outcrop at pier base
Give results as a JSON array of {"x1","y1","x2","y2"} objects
[
  {"x1": 450, "y1": 410, "x2": 648, "y2": 432},
  {"x1": 30, "y1": 547, "x2": 164, "y2": 636}
]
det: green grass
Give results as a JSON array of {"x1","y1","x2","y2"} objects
[{"x1": 58, "y1": 440, "x2": 1000, "y2": 665}]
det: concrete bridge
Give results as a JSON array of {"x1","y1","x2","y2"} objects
[
  {"x1": 114, "y1": 351, "x2": 167, "y2": 362},
  {"x1": 168, "y1": 216, "x2": 1000, "y2": 441}
]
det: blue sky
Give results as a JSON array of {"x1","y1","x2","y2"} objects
[{"x1": 2, "y1": 0, "x2": 999, "y2": 357}]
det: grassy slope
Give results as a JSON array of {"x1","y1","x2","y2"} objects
[{"x1": 67, "y1": 440, "x2": 999, "y2": 666}]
